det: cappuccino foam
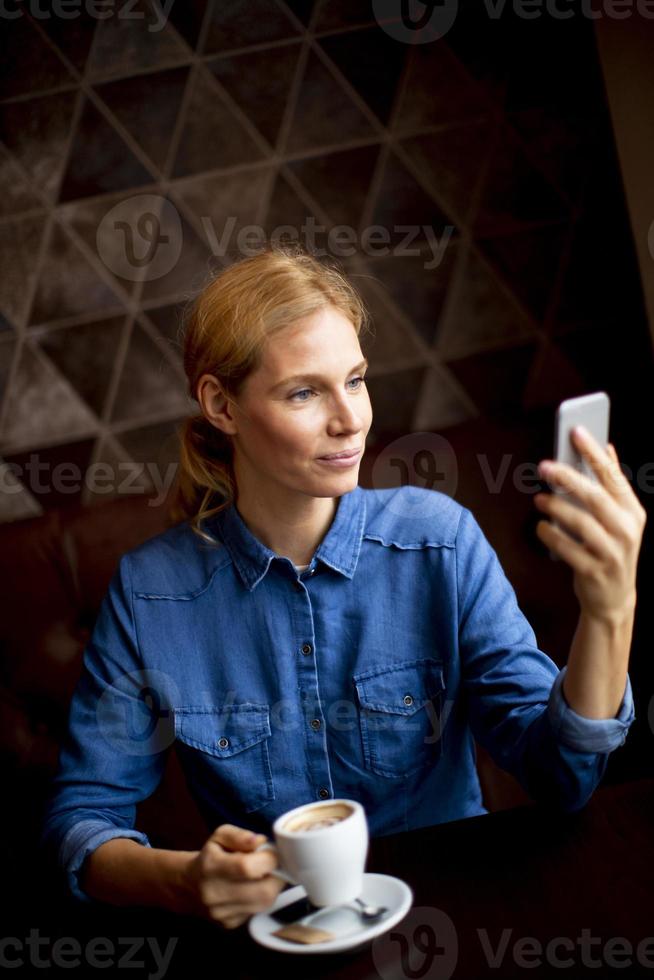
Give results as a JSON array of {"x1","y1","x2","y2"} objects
[{"x1": 283, "y1": 803, "x2": 352, "y2": 834}]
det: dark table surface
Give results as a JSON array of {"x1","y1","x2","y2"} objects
[{"x1": 10, "y1": 777, "x2": 654, "y2": 978}]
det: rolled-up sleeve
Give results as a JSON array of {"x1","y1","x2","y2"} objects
[
  {"x1": 39, "y1": 553, "x2": 171, "y2": 903},
  {"x1": 54, "y1": 822, "x2": 152, "y2": 904},
  {"x1": 547, "y1": 664, "x2": 635, "y2": 753}
]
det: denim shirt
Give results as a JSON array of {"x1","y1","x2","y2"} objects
[{"x1": 40, "y1": 485, "x2": 635, "y2": 903}]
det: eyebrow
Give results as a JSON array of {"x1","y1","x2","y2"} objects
[{"x1": 270, "y1": 358, "x2": 369, "y2": 393}]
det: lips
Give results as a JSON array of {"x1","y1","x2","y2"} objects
[{"x1": 318, "y1": 448, "x2": 361, "y2": 460}]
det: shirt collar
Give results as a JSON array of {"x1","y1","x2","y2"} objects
[{"x1": 209, "y1": 485, "x2": 367, "y2": 591}]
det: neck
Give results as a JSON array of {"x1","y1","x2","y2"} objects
[{"x1": 233, "y1": 486, "x2": 339, "y2": 566}]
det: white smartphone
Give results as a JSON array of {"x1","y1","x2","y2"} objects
[
  {"x1": 554, "y1": 391, "x2": 610, "y2": 480},
  {"x1": 549, "y1": 391, "x2": 610, "y2": 549}
]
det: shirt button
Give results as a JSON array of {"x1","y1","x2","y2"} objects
[
  {"x1": 310, "y1": 718, "x2": 321, "y2": 731},
  {"x1": 301, "y1": 643, "x2": 313, "y2": 656},
  {"x1": 318, "y1": 788, "x2": 330, "y2": 800},
  {"x1": 218, "y1": 737, "x2": 229, "y2": 748},
  {"x1": 403, "y1": 694, "x2": 414, "y2": 706}
]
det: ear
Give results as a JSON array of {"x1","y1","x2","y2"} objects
[{"x1": 196, "y1": 374, "x2": 239, "y2": 437}]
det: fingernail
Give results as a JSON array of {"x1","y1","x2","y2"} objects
[
  {"x1": 573, "y1": 425, "x2": 589, "y2": 440},
  {"x1": 538, "y1": 460, "x2": 553, "y2": 475}
]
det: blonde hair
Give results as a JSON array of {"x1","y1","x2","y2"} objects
[{"x1": 168, "y1": 243, "x2": 373, "y2": 544}]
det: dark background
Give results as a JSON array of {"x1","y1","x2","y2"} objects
[{"x1": 1, "y1": 0, "x2": 653, "y2": 797}]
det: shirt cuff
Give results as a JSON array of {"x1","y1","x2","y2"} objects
[
  {"x1": 59, "y1": 820, "x2": 151, "y2": 904},
  {"x1": 547, "y1": 664, "x2": 635, "y2": 753}
]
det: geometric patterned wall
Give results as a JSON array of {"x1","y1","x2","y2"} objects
[{"x1": 0, "y1": 0, "x2": 651, "y2": 523}]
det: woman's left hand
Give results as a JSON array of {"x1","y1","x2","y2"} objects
[{"x1": 533, "y1": 426, "x2": 647, "y2": 624}]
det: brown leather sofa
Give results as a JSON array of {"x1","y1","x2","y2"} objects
[
  {"x1": 3, "y1": 428, "x2": 558, "y2": 873},
  {"x1": 0, "y1": 490, "x2": 210, "y2": 861}
]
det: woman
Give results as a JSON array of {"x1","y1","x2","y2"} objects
[{"x1": 41, "y1": 244, "x2": 644, "y2": 930}]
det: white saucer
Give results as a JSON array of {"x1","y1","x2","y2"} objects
[{"x1": 248, "y1": 872, "x2": 413, "y2": 955}]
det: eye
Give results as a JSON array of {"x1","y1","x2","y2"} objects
[
  {"x1": 289, "y1": 376, "x2": 366, "y2": 402},
  {"x1": 289, "y1": 388, "x2": 315, "y2": 402}
]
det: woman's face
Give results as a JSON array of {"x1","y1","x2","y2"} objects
[{"x1": 227, "y1": 305, "x2": 373, "y2": 500}]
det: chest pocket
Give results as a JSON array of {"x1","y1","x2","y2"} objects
[
  {"x1": 174, "y1": 703, "x2": 274, "y2": 813},
  {"x1": 353, "y1": 659, "x2": 445, "y2": 779}
]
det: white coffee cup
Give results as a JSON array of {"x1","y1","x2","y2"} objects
[{"x1": 256, "y1": 798, "x2": 368, "y2": 907}]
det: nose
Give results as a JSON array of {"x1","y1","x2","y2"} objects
[{"x1": 327, "y1": 389, "x2": 365, "y2": 435}]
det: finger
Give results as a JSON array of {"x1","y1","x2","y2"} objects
[
  {"x1": 211, "y1": 888, "x2": 286, "y2": 930},
  {"x1": 538, "y1": 461, "x2": 626, "y2": 538},
  {"x1": 209, "y1": 825, "x2": 267, "y2": 852},
  {"x1": 205, "y1": 826, "x2": 277, "y2": 879},
  {"x1": 205, "y1": 874, "x2": 286, "y2": 912},
  {"x1": 608, "y1": 443, "x2": 648, "y2": 530},
  {"x1": 212, "y1": 846, "x2": 280, "y2": 882},
  {"x1": 208, "y1": 904, "x2": 250, "y2": 930},
  {"x1": 533, "y1": 493, "x2": 618, "y2": 560},
  {"x1": 219, "y1": 913, "x2": 248, "y2": 930},
  {"x1": 535, "y1": 518, "x2": 597, "y2": 575},
  {"x1": 570, "y1": 426, "x2": 630, "y2": 500}
]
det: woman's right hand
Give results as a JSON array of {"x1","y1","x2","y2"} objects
[{"x1": 181, "y1": 824, "x2": 288, "y2": 929}]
